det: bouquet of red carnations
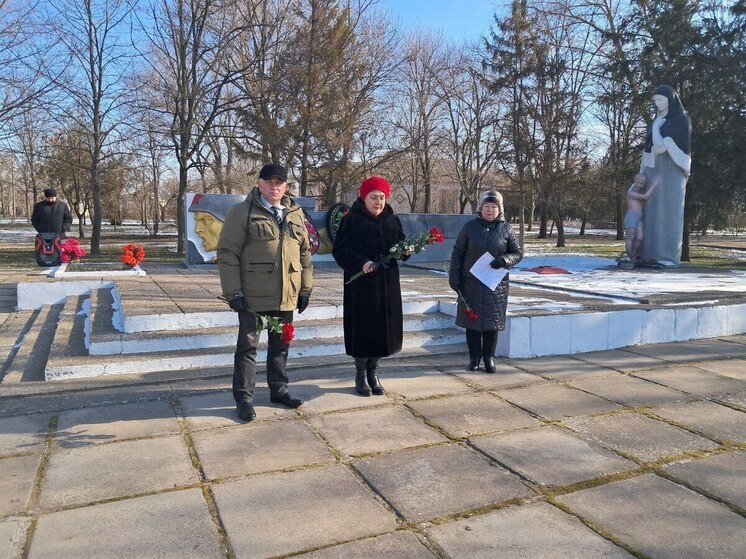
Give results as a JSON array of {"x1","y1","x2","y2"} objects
[
  {"x1": 59, "y1": 238, "x2": 86, "y2": 263},
  {"x1": 346, "y1": 226, "x2": 444, "y2": 284},
  {"x1": 120, "y1": 244, "x2": 145, "y2": 267},
  {"x1": 256, "y1": 315, "x2": 294, "y2": 344}
]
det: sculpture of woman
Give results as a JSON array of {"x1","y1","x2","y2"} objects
[{"x1": 639, "y1": 84, "x2": 692, "y2": 266}]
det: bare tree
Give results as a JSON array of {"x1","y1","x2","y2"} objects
[
  {"x1": 142, "y1": 0, "x2": 247, "y2": 253},
  {"x1": 389, "y1": 31, "x2": 447, "y2": 212},
  {"x1": 439, "y1": 43, "x2": 504, "y2": 213},
  {"x1": 0, "y1": 1, "x2": 62, "y2": 129},
  {"x1": 46, "y1": 0, "x2": 136, "y2": 253}
]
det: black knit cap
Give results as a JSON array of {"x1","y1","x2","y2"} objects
[
  {"x1": 259, "y1": 163, "x2": 287, "y2": 182},
  {"x1": 44, "y1": 188, "x2": 57, "y2": 198}
]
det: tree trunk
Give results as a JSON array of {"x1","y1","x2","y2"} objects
[
  {"x1": 555, "y1": 216, "x2": 565, "y2": 248},
  {"x1": 615, "y1": 182, "x2": 624, "y2": 240},
  {"x1": 90, "y1": 159, "x2": 101, "y2": 255},
  {"x1": 580, "y1": 214, "x2": 587, "y2": 235},
  {"x1": 177, "y1": 163, "x2": 188, "y2": 254}
]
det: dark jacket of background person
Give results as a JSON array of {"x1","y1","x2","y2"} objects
[
  {"x1": 332, "y1": 198, "x2": 406, "y2": 358},
  {"x1": 449, "y1": 217, "x2": 522, "y2": 331},
  {"x1": 31, "y1": 199, "x2": 72, "y2": 234}
]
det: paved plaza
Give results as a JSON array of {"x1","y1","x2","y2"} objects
[{"x1": 1, "y1": 333, "x2": 745, "y2": 558}]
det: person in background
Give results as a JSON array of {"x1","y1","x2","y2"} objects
[
  {"x1": 217, "y1": 163, "x2": 312, "y2": 422},
  {"x1": 332, "y1": 176, "x2": 409, "y2": 396},
  {"x1": 449, "y1": 190, "x2": 522, "y2": 373},
  {"x1": 31, "y1": 188, "x2": 72, "y2": 235}
]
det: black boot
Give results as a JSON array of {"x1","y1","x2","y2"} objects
[
  {"x1": 366, "y1": 358, "x2": 384, "y2": 395},
  {"x1": 466, "y1": 329, "x2": 482, "y2": 371},
  {"x1": 354, "y1": 358, "x2": 372, "y2": 396},
  {"x1": 482, "y1": 330, "x2": 498, "y2": 373}
]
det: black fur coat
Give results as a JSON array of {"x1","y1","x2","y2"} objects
[{"x1": 332, "y1": 199, "x2": 406, "y2": 357}]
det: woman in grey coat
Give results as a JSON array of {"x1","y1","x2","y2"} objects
[{"x1": 449, "y1": 190, "x2": 522, "y2": 373}]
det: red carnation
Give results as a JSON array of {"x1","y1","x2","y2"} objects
[
  {"x1": 281, "y1": 322, "x2": 295, "y2": 345},
  {"x1": 429, "y1": 226, "x2": 444, "y2": 244}
]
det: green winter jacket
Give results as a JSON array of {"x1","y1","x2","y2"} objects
[{"x1": 217, "y1": 188, "x2": 313, "y2": 312}]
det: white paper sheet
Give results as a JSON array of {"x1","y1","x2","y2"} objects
[{"x1": 469, "y1": 252, "x2": 508, "y2": 290}]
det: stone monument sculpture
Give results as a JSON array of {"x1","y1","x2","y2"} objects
[{"x1": 638, "y1": 84, "x2": 692, "y2": 266}]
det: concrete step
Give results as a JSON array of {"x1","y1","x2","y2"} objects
[
  {"x1": 0, "y1": 310, "x2": 38, "y2": 383},
  {"x1": 0, "y1": 283, "x2": 17, "y2": 312},
  {"x1": 44, "y1": 327, "x2": 466, "y2": 380},
  {"x1": 89, "y1": 307, "x2": 457, "y2": 357},
  {"x1": 1, "y1": 305, "x2": 61, "y2": 384}
]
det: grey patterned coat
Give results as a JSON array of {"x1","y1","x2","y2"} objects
[{"x1": 448, "y1": 217, "x2": 522, "y2": 331}]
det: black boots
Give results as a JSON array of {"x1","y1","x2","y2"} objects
[
  {"x1": 466, "y1": 329, "x2": 481, "y2": 371},
  {"x1": 354, "y1": 358, "x2": 372, "y2": 396},
  {"x1": 366, "y1": 358, "x2": 384, "y2": 395},
  {"x1": 466, "y1": 329, "x2": 499, "y2": 373},
  {"x1": 354, "y1": 357, "x2": 384, "y2": 396},
  {"x1": 482, "y1": 330, "x2": 498, "y2": 373}
]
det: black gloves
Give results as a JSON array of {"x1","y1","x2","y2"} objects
[
  {"x1": 297, "y1": 294, "x2": 310, "y2": 314},
  {"x1": 228, "y1": 294, "x2": 250, "y2": 312},
  {"x1": 490, "y1": 257, "x2": 506, "y2": 269}
]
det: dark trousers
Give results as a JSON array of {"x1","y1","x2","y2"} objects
[
  {"x1": 466, "y1": 329, "x2": 499, "y2": 359},
  {"x1": 233, "y1": 309, "x2": 294, "y2": 404}
]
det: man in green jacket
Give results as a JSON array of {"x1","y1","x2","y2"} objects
[{"x1": 217, "y1": 164, "x2": 313, "y2": 422}]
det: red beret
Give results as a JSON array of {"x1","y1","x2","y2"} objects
[{"x1": 359, "y1": 176, "x2": 391, "y2": 199}]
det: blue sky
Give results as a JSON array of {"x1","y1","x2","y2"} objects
[{"x1": 381, "y1": 0, "x2": 501, "y2": 43}]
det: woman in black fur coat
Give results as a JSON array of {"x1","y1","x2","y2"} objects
[
  {"x1": 449, "y1": 190, "x2": 522, "y2": 373},
  {"x1": 332, "y1": 176, "x2": 409, "y2": 396}
]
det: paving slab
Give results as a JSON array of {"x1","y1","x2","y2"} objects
[
  {"x1": 285, "y1": 377, "x2": 390, "y2": 414},
  {"x1": 0, "y1": 454, "x2": 40, "y2": 516},
  {"x1": 564, "y1": 411, "x2": 719, "y2": 463},
  {"x1": 694, "y1": 358, "x2": 746, "y2": 380},
  {"x1": 567, "y1": 373, "x2": 688, "y2": 407},
  {"x1": 178, "y1": 389, "x2": 295, "y2": 430},
  {"x1": 192, "y1": 419, "x2": 334, "y2": 479},
  {"x1": 377, "y1": 368, "x2": 474, "y2": 400},
  {"x1": 495, "y1": 383, "x2": 621, "y2": 420},
  {"x1": 0, "y1": 414, "x2": 50, "y2": 456},
  {"x1": 29, "y1": 488, "x2": 222, "y2": 559},
  {"x1": 354, "y1": 443, "x2": 531, "y2": 522},
  {"x1": 55, "y1": 400, "x2": 180, "y2": 448},
  {"x1": 715, "y1": 391, "x2": 746, "y2": 411},
  {"x1": 558, "y1": 473, "x2": 746, "y2": 559},
  {"x1": 572, "y1": 349, "x2": 669, "y2": 372},
  {"x1": 650, "y1": 400, "x2": 746, "y2": 443},
  {"x1": 307, "y1": 405, "x2": 447, "y2": 456},
  {"x1": 471, "y1": 425, "x2": 636, "y2": 487},
  {"x1": 40, "y1": 435, "x2": 197, "y2": 510},
  {"x1": 428, "y1": 501, "x2": 634, "y2": 559},
  {"x1": 510, "y1": 356, "x2": 615, "y2": 380},
  {"x1": 631, "y1": 365, "x2": 746, "y2": 397},
  {"x1": 212, "y1": 464, "x2": 398, "y2": 559},
  {"x1": 630, "y1": 339, "x2": 746, "y2": 363},
  {"x1": 450, "y1": 365, "x2": 546, "y2": 390},
  {"x1": 293, "y1": 531, "x2": 436, "y2": 558},
  {"x1": 662, "y1": 451, "x2": 746, "y2": 510},
  {"x1": 408, "y1": 392, "x2": 540, "y2": 438},
  {"x1": 0, "y1": 518, "x2": 26, "y2": 559}
]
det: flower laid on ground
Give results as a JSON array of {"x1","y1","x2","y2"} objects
[
  {"x1": 59, "y1": 238, "x2": 86, "y2": 263},
  {"x1": 256, "y1": 314, "x2": 295, "y2": 345},
  {"x1": 346, "y1": 226, "x2": 445, "y2": 284},
  {"x1": 120, "y1": 243, "x2": 146, "y2": 267},
  {"x1": 458, "y1": 290, "x2": 479, "y2": 321}
]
